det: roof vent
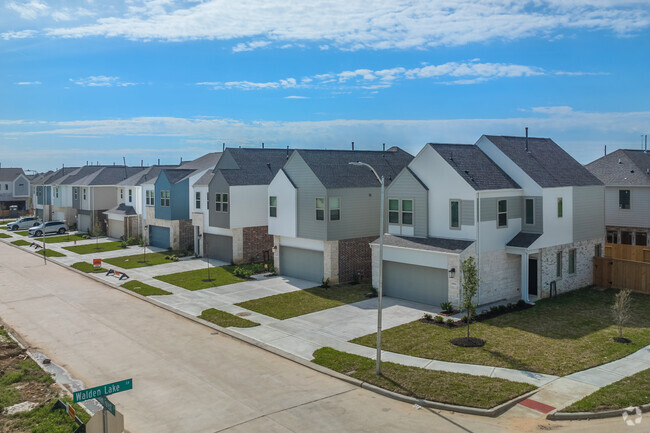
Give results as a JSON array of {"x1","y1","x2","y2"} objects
[
  {"x1": 631, "y1": 170, "x2": 635, "y2": 173},
  {"x1": 618, "y1": 158, "x2": 622, "y2": 164}
]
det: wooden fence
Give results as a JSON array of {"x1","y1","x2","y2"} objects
[
  {"x1": 604, "y1": 243, "x2": 650, "y2": 263},
  {"x1": 593, "y1": 256, "x2": 650, "y2": 294}
]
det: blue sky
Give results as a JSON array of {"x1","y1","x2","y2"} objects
[{"x1": 1, "y1": 0, "x2": 649, "y2": 172}]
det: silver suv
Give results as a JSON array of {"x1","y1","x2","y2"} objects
[
  {"x1": 6, "y1": 217, "x2": 40, "y2": 231},
  {"x1": 28, "y1": 221, "x2": 68, "y2": 237}
]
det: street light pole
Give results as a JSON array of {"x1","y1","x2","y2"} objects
[{"x1": 349, "y1": 161, "x2": 384, "y2": 375}]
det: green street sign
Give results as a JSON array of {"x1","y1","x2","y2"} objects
[
  {"x1": 73, "y1": 379, "x2": 133, "y2": 403},
  {"x1": 96, "y1": 396, "x2": 115, "y2": 416}
]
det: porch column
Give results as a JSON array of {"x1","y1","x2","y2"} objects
[{"x1": 520, "y1": 251, "x2": 529, "y2": 302}]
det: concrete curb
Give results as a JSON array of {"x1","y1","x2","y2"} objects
[
  {"x1": 547, "y1": 403, "x2": 650, "y2": 421},
  {"x1": 1, "y1": 238, "x2": 536, "y2": 418}
]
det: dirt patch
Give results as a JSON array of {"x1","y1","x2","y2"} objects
[{"x1": 451, "y1": 337, "x2": 486, "y2": 347}]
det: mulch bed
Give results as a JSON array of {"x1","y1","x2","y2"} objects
[
  {"x1": 419, "y1": 317, "x2": 463, "y2": 329},
  {"x1": 613, "y1": 337, "x2": 631, "y2": 344},
  {"x1": 451, "y1": 337, "x2": 486, "y2": 347}
]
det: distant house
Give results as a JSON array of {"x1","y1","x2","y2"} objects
[
  {"x1": 586, "y1": 149, "x2": 650, "y2": 246},
  {"x1": 371, "y1": 135, "x2": 604, "y2": 307},
  {"x1": 268, "y1": 147, "x2": 413, "y2": 284},
  {"x1": 0, "y1": 168, "x2": 31, "y2": 214}
]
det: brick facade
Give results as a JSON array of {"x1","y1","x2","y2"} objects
[
  {"x1": 539, "y1": 237, "x2": 602, "y2": 297},
  {"x1": 178, "y1": 219, "x2": 194, "y2": 251},
  {"x1": 338, "y1": 236, "x2": 376, "y2": 283},
  {"x1": 242, "y1": 225, "x2": 274, "y2": 263}
]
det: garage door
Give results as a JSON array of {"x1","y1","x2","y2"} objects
[
  {"x1": 53, "y1": 211, "x2": 65, "y2": 222},
  {"x1": 149, "y1": 225, "x2": 170, "y2": 249},
  {"x1": 204, "y1": 233, "x2": 233, "y2": 263},
  {"x1": 280, "y1": 247, "x2": 324, "y2": 283},
  {"x1": 383, "y1": 261, "x2": 448, "y2": 306},
  {"x1": 77, "y1": 214, "x2": 91, "y2": 233},
  {"x1": 107, "y1": 218, "x2": 124, "y2": 240}
]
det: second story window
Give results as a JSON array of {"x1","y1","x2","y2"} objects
[
  {"x1": 73, "y1": 189, "x2": 78, "y2": 200},
  {"x1": 388, "y1": 199, "x2": 399, "y2": 223},
  {"x1": 54, "y1": 187, "x2": 59, "y2": 198},
  {"x1": 389, "y1": 199, "x2": 414, "y2": 225},
  {"x1": 557, "y1": 197, "x2": 563, "y2": 218},
  {"x1": 329, "y1": 197, "x2": 340, "y2": 221},
  {"x1": 525, "y1": 198, "x2": 534, "y2": 225},
  {"x1": 316, "y1": 198, "x2": 324, "y2": 221},
  {"x1": 128, "y1": 189, "x2": 133, "y2": 203},
  {"x1": 160, "y1": 190, "x2": 170, "y2": 207},
  {"x1": 120, "y1": 189, "x2": 124, "y2": 199},
  {"x1": 619, "y1": 189, "x2": 630, "y2": 209},
  {"x1": 497, "y1": 199, "x2": 507, "y2": 228},
  {"x1": 4, "y1": 184, "x2": 7, "y2": 190},
  {"x1": 215, "y1": 193, "x2": 228, "y2": 212},
  {"x1": 450, "y1": 200, "x2": 460, "y2": 229},
  {"x1": 195, "y1": 192, "x2": 201, "y2": 209},
  {"x1": 145, "y1": 190, "x2": 154, "y2": 205},
  {"x1": 401, "y1": 200, "x2": 413, "y2": 225},
  {"x1": 269, "y1": 196, "x2": 277, "y2": 217},
  {"x1": 83, "y1": 188, "x2": 87, "y2": 200}
]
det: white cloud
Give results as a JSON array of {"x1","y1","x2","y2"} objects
[
  {"x1": 531, "y1": 106, "x2": 575, "y2": 115},
  {"x1": 284, "y1": 95, "x2": 309, "y2": 99},
  {"x1": 70, "y1": 75, "x2": 137, "y2": 87},
  {"x1": 7, "y1": 0, "x2": 642, "y2": 50},
  {"x1": 1, "y1": 29, "x2": 37, "y2": 40},
  {"x1": 15, "y1": 81, "x2": 42, "y2": 85},
  {"x1": 197, "y1": 77, "x2": 299, "y2": 90}
]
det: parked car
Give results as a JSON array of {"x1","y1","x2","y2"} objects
[
  {"x1": 28, "y1": 221, "x2": 68, "y2": 237},
  {"x1": 6, "y1": 217, "x2": 40, "y2": 231}
]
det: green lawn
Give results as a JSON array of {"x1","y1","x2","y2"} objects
[
  {"x1": 71, "y1": 262, "x2": 107, "y2": 273},
  {"x1": 0, "y1": 233, "x2": 11, "y2": 239},
  {"x1": 154, "y1": 266, "x2": 244, "y2": 291},
  {"x1": 351, "y1": 288, "x2": 650, "y2": 376},
  {"x1": 237, "y1": 283, "x2": 372, "y2": 320},
  {"x1": 563, "y1": 368, "x2": 650, "y2": 412},
  {"x1": 199, "y1": 308, "x2": 260, "y2": 328},
  {"x1": 312, "y1": 347, "x2": 535, "y2": 409},
  {"x1": 35, "y1": 249, "x2": 66, "y2": 257},
  {"x1": 104, "y1": 251, "x2": 173, "y2": 269},
  {"x1": 11, "y1": 240, "x2": 30, "y2": 246},
  {"x1": 41, "y1": 233, "x2": 86, "y2": 244},
  {"x1": 121, "y1": 280, "x2": 172, "y2": 296},
  {"x1": 63, "y1": 241, "x2": 126, "y2": 254},
  {"x1": 14, "y1": 231, "x2": 29, "y2": 236},
  {"x1": 1, "y1": 399, "x2": 90, "y2": 433}
]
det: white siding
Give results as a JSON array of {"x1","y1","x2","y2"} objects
[
  {"x1": 533, "y1": 186, "x2": 574, "y2": 249},
  {"x1": 268, "y1": 170, "x2": 297, "y2": 238},
  {"x1": 230, "y1": 185, "x2": 268, "y2": 229},
  {"x1": 278, "y1": 236, "x2": 324, "y2": 251}
]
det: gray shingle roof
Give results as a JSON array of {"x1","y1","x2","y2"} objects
[
  {"x1": 59, "y1": 166, "x2": 146, "y2": 186},
  {"x1": 103, "y1": 203, "x2": 137, "y2": 216},
  {"x1": 429, "y1": 143, "x2": 520, "y2": 190},
  {"x1": 38, "y1": 167, "x2": 80, "y2": 185},
  {"x1": 217, "y1": 148, "x2": 294, "y2": 186},
  {"x1": 162, "y1": 169, "x2": 195, "y2": 184},
  {"x1": 179, "y1": 152, "x2": 222, "y2": 172},
  {"x1": 484, "y1": 135, "x2": 602, "y2": 187},
  {"x1": 371, "y1": 234, "x2": 473, "y2": 253},
  {"x1": 506, "y1": 232, "x2": 542, "y2": 248},
  {"x1": 586, "y1": 149, "x2": 650, "y2": 186},
  {"x1": 193, "y1": 170, "x2": 214, "y2": 187},
  {"x1": 118, "y1": 165, "x2": 179, "y2": 186},
  {"x1": 0, "y1": 168, "x2": 25, "y2": 182},
  {"x1": 297, "y1": 147, "x2": 413, "y2": 188}
]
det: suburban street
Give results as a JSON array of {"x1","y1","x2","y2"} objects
[{"x1": 0, "y1": 242, "x2": 635, "y2": 433}]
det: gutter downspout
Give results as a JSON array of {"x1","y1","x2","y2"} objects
[{"x1": 475, "y1": 190, "x2": 481, "y2": 305}]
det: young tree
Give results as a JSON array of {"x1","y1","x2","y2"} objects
[
  {"x1": 91, "y1": 219, "x2": 103, "y2": 250},
  {"x1": 460, "y1": 256, "x2": 479, "y2": 340},
  {"x1": 612, "y1": 289, "x2": 632, "y2": 341}
]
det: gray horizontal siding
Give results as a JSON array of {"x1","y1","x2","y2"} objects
[
  {"x1": 208, "y1": 172, "x2": 230, "y2": 229},
  {"x1": 480, "y1": 196, "x2": 522, "y2": 221},
  {"x1": 522, "y1": 196, "x2": 543, "y2": 234},
  {"x1": 328, "y1": 187, "x2": 380, "y2": 240},
  {"x1": 461, "y1": 200, "x2": 474, "y2": 226},
  {"x1": 284, "y1": 154, "x2": 327, "y2": 240},
  {"x1": 385, "y1": 169, "x2": 428, "y2": 237},
  {"x1": 573, "y1": 186, "x2": 605, "y2": 242}
]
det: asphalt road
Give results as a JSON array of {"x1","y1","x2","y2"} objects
[{"x1": 0, "y1": 242, "x2": 637, "y2": 433}]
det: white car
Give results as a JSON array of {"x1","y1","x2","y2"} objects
[
  {"x1": 6, "y1": 217, "x2": 40, "y2": 231},
  {"x1": 28, "y1": 221, "x2": 68, "y2": 237}
]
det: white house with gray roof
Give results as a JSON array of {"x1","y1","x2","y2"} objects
[
  {"x1": 371, "y1": 135, "x2": 604, "y2": 308},
  {"x1": 586, "y1": 149, "x2": 650, "y2": 246},
  {"x1": 0, "y1": 168, "x2": 31, "y2": 214}
]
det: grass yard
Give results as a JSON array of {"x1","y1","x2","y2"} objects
[
  {"x1": 14, "y1": 231, "x2": 29, "y2": 236},
  {"x1": 40, "y1": 233, "x2": 86, "y2": 244},
  {"x1": 35, "y1": 249, "x2": 66, "y2": 257},
  {"x1": 104, "y1": 252, "x2": 173, "y2": 269},
  {"x1": 199, "y1": 308, "x2": 260, "y2": 328},
  {"x1": 10, "y1": 240, "x2": 30, "y2": 246},
  {"x1": 313, "y1": 347, "x2": 535, "y2": 409},
  {"x1": 1, "y1": 399, "x2": 90, "y2": 433},
  {"x1": 71, "y1": 262, "x2": 107, "y2": 273},
  {"x1": 154, "y1": 266, "x2": 244, "y2": 291},
  {"x1": 63, "y1": 241, "x2": 126, "y2": 254},
  {"x1": 351, "y1": 287, "x2": 650, "y2": 376},
  {"x1": 0, "y1": 233, "x2": 11, "y2": 239},
  {"x1": 121, "y1": 280, "x2": 172, "y2": 296},
  {"x1": 237, "y1": 283, "x2": 372, "y2": 320},
  {"x1": 563, "y1": 368, "x2": 650, "y2": 412}
]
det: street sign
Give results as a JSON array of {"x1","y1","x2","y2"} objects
[
  {"x1": 73, "y1": 378, "x2": 133, "y2": 403},
  {"x1": 96, "y1": 396, "x2": 115, "y2": 416},
  {"x1": 93, "y1": 258, "x2": 102, "y2": 267}
]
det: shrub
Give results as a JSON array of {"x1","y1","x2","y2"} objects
[
  {"x1": 497, "y1": 305, "x2": 507, "y2": 313},
  {"x1": 351, "y1": 271, "x2": 362, "y2": 285},
  {"x1": 506, "y1": 303, "x2": 514, "y2": 310},
  {"x1": 434, "y1": 315, "x2": 444, "y2": 323},
  {"x1": 120, "y1": 240, "x2": 127, "y2": 248},
  {"x1": 446, "y1": 318, "x2": 455, "y2": 326},
  {"x1": 125, "y1": 236, "x2": 141, "y2": 246},
  {"x1": 489, "y1": 306, "x2": 499, "y2": 314},
  {"x1": 321, "y1": 278, "x2": 330, "y2": 288},
  {"x1": 516, "y1": 299, "x2": 527, "y2": 308},
  {"x1": 440, "y1": 301, "x2": 453, "y2": 313},
  {"x1": 233, "y1": 266, "x2": 253, "y2": 279},
  {"x1": 423, "y1": 313, "x2": 433, "y2": 321},
  {"x1": 461, "y1": 315, "x2": 469, "y2": 323}
]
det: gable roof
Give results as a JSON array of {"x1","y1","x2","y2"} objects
[
  {"x1": 296, "y1": 147, "x2": 413, "y2": 188},
  {"x1": 216, "y1": 148, "x2": 293, "y2": 186},
  {"x1": 103, "y1": 203, "x2": 137, "y2": 216},
  {"x1": 58, "y1": 166, "x2": 146, "y2": 186},
  {"x1": 429, "y1": 143, "x2": 520, "y2": 190},
  {"x1": 586, "y1": 149, "x2": 650, "y2": 186},
  {"x1": 118, "y1": 165, "x2": 178, "y2": 186},
  {"x1": 193, "y1": 170, "x2": 214, "y2": 187},
  {"x1": 0, "y1": 168, "x2": 25, "y2": 182},
  {"x1": 483, "y1": 135, "x2": 602, "y2": 187},
  {"x1": 179, "y1": 152, "x2": 222, "y2": 172},
  {"x1": 160, "y1": 169, "x2": 195, "y2": 184}
]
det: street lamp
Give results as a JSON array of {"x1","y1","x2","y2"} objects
[
  {"x1": 349, "y1": 161, "x2": 384, "y2": 375},
  {"x1": 141, "y1": 225, "x2": 148, "y2": 263}
]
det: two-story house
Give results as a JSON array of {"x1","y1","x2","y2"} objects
[
  {"x1": 268, "y1": 147, "x2": 413, "y2": 284},
  {"x1": 0, "y1": 168, "x2": 31, "y2": 214},
  {"x1": 372, "y1": 135, "x2": 604, "y2": 307},
  {"x1": 33, "y1": 167, "x2": 80, "y2": 222},
  {"x1": 586, "y1": 149, "x2": 650, "y2": 246},
  {"x1": 195, "y1": 148, "x2": 292, "y2": 264}
]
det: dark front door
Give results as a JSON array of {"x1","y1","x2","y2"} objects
[{"x1": 528, "y1": 257, "x2": 538, "y2": 296}]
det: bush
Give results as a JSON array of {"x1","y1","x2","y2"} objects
[
  {"x1": 120, "y1": 240, "x2": 127, "y2": 248},
  {"x1": 440, "y1": 301, "x2": 453, "y2": 313},
  {"x1": 423, "y1": 313, "x2": 433, "y2": 321},
  {"x1": 497, "y1": 305, "x2": 507, "y2": 313},
  {"x1": 461, "y1": 315, "x2": 469, "y2": 323},
  {"x1": 351, "y1": 271, "x2": 362, "y2": 285},
  {"x1": 516, "y1": 299, "x2": 527, "y2": 308},
  {"x1": 489, "y1": 306, "x2": 499, "y2": 314},
  {"x1": 233, "y1": 266, "x2": 254, "y2": 279},
  {"x1": 125, "y1": 236, "x2": 141, "y2": 246},
  {"x1": 434, "y1": 315, "x2": 444, "y2": 323},
  {"x1": 446, "y1": 318, "x2": 455, "y2": 326},
  {"x1": 506, "y1": 303, "x2": 514, "y2": 310},
  {"x1": 321, "y1": 278, "x2": 330, "y2": 288}
]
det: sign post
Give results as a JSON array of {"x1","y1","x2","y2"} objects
[{"x1": 74, "y1": 379, "x2": 132, "y2": 433}]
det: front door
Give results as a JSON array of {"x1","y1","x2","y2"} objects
[{"x1": 528, "y1": 257, "x2": 538, "y2": 296}]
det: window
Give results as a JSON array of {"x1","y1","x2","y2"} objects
[
  {"x1": 568, "y1": 249, "x2": 576, "y2": 274},
  {"x1": 316, "y1": 198, "x2": 324, "y2": 221},
  {"x1": 388, "y1": 199, "x2": 399, "y2": 224},
  {"x1": 128, "y1": 189, "x2": 133, "y2": 202},
  {"x1": 54, "y1": 187, "x2": 59, "y2": 198},
  {"x1": 120, "y1": 188, "x2": 124, "y2": 199},
  {"x1": 525, "y1": 198, "x2": 534, "y2": 225},
  {"x1": 556, "y1": 251, "x2": 562, "y2": 278},
  {"x1": 329, "y1": 197, "x2": 340, "y2": 221},
  {"x1": 145, "y1": 190, "x2": 154, "y2": 205},
  {"x1": 402, "y1": 200, "x2": 413, "y2": 225},
  {"x1": 594, "y1": 244, "x2": 602, "y2": 257},
  {"x1": 389, "y1": 199, "x2": 414, "y2": 225},
  {"x1": 636, "y1": 232, "x2": 648, "y2": 246},
  {"x1": 497, "y1": 199, "x2": 507, "y2": 227},
  {"x1": 195, "y1": 192, "x2": 201, "y2": 209},
  {"x1": 619, "y1": 189, "x2": 630, "y2": 209},
  {"x1": 4, "y1": 184, "x2": 7, "y2": 191},
  {"x1": 450, "y1": 200, "x2": 460, "y2": 229},
  {"x1": 621, "y1": 231, "x2": 632, "y2": 245},
  {"x1": 557, "y1": 197, "x2": 563, "y2": 218},
  {"x1": 73, "y1": 189, "x2": 78, "y2": 200},
  {"x1": 83, "y1": 188, "x2": 87, "y2": 200},
  {"x1": 269, "y1": 196, "x2": 277, "y2": 217},
  {"x1": 607, "y1": 230, "x2": 617, "y2": 243},
  {"x1": 215, "y1": 193, "x2": 228, "y2": 212},
  {"x1": 160, "y1": 190, "x2": 170, "y2": 207}
]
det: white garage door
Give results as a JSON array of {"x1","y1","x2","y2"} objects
[
  {"x1": 77, "y1": 214, "x2": 91, "y2": 233},
  {"x1": 108, "y1": 218, "x2": 124, "y2": 240},
  {"x1": 53, "y1": 211, "x2": 65, "y2": 222},
  {"x1": 383, "y1": 261, "x2": 448, "y2": 306},
  {"x1": 280, "y1": 247, "x2": 324, "y2": 283}
]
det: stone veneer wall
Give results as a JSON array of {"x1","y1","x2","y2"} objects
[
  {"x1": 178, "y1": 219, "x2": 194, "y2": 251},
  {"x1": 477, "y1": 249, "x2": 522, "y2": 305},
  {"x1": 323, "y1": 240, "x2": 339, "y2": 284},
  {"x1": 338, "y1": 236, "x2": 377, "y2": 284},
  {"x1": 242, "y1": 225, "x2": 274, "y2": 264},
  {"x1": 539, "y1": 237, "x2": 603, "y2": 298}
]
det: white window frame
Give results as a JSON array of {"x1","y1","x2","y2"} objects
[
  {"x1": 73, "y1": 188, "x2": 78, "y2": 200},
  {"x1": 145, "y1": 190, "x2": 154, "y2": 206},
  {"x1": 269, "y1": 196, "x2": 277, "y2": 218},
  {"x1": 215, "y1": 193, "x2": 228, "y2": 212},
  {"x1": 450, "y1": 199, "x2": 461, "y2": 230},
  {"x1": 160, "y1": 190, "x2": 170, "y2": 207},
  {"x1": 316, "y1": 198, "x2": 324, "y2": 221},
  {"x1": 120, "y1": 188, "x2": 124, "y2": 200},
  {"x1": 83, "y1": 188, "x2": 87, "y2": 200},
  {"x1": 128, "y1": 189, "x2": 133, "y2": 203},
  {"x1": 329, "y1": 197, "x2": 340, "y2": 221},
  {"x1": 497, "y1": 199, "x2": 508, "y2": 228},
  {"x1": 195, "y1": 191, "x2": 201, "y2": 209},
  {"x1": 54, "y1": 187, "x2": 59, "y2": 198},
  {"x1": 618, "y1": 189, "x2": 631, "y2": 210}
]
